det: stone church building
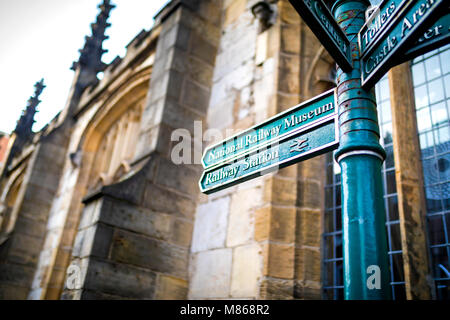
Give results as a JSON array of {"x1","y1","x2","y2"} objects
[{"x1": 0, "y1": 0, "x2": 448, "y2": 300}]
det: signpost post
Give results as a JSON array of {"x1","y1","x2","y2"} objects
[
  {"x1": 199, "y1": 0, "x2": 450, "y2": 299},
  {"x1": 332, "y1": 0, "x2": 391, "y2": 299}
]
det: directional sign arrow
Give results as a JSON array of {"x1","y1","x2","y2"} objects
[
  {"x1": 202, "y1": 88, "x2": 336, "y2": 169},
  {"x1": 288, "y1": 0, "x2": 352, "y2": 72},
  {"x1": 360, "y1": 0, "x2": 447, "y2": 89},
  {"x1": 199, "y1": 116, "x2": 339, "y2": 194}
]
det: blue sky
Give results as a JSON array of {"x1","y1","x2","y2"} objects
[{"x1": 0, "y1": 0, "x2": 169, "y2": 134}]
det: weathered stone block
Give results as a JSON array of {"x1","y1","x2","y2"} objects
[
  {"x1": 13, "y1": 216, "x2": 46, "y2": 239},
  {"x1": 294, "y1": 280, "x2": 322, "y2": 299},
  {"x1": 281, "y1": 24, "x2": 300, "y2": 54},
  {"x1": 154, "y1": 157, "x2": 200, "y2": 198},
  {"x1": 189, "y1": 32, "x2": 217, "y2": 66},
  {"x1": 101, "y1": 170, "x2": 147, "y2": 206},
  {"x1": 155, "y1": 275, "x2": 188, "y2": 299},
  {"x1": 0, "y1": 263, "x2": 36, "y2": 287},
  {"x1": 230, "y1": 244, "x2": 262, "y2": 298},
  {"x1": 179, "y1": 8, "x2": 221, "y2": 47},
  {"x1": 60, "y1": 289, "x2": 82, "y2": 300},
  {"x1": 255, "y1": 206, "x2": 296, "y2": 243},
  {"x1": 206, "y1": 95, "x2": 234, "y2": 130},
  {"x1": 227, "y1": 187, "x2": 262, "y2": 247},
  {"x1": 278, "y1": 55, "x2": 300, "y2": 94},
  {"x1": 180, "y1": 79, "x2": 211, "y2": 115},
  {"x1": 7, "y1": 233, "x2": 43, "y2": 266},
  {"x1": 161, "y1": 97, "x2": 203, "y2": 134},
  {"x1": 134, "y1": 126, "x2": 159, "y2": 160},
  {"x1": 72, "y1": 223, "x2": 113, "y2": 259},
  {"x1": 170, "y1": 218, "x2": 193, "y2": 247},
  {"x1": 0, "y1": 284, "x2": 29, "y2": 300},
  {"x1": 20, "y1": 187, "x2": 54, "y2": 221},
  {"x1": 280, "y1": 0, "x2": 301, "y2": 24},
  {"x1": 100, "y1": 199, "x2": 172, "y2": 240},
  {"x1": 110, "y1": 229, "x2": 188, "y2": 279},
  {"x1": 79, "y1": 289, "x2": 127, "y2": 300},
  {"x1": 83, "y1": 258, "x2": 156, "y2": 299},
  {"x1": 296, "y1": 208, "x2": 322, "y2": 247},
  {"x1": 161, "y1": 22, "x2": 191, "y2": 53},
  {"x1": 276, "y1": 93, "x2": 301, "y2": 114},
  {"x1": 224, "y1": 0, "x2": 247, "y2": 27},
  {"x1": 143, "y1": 184, "x2": 197, "y2": 218},
  {"x1": 78, "y1": 199, "x2": 103, "y2": 230},
  {"x1": 191, "y1": 196, "x2": 229, "y2": 252},
  {"x1": 298, "y1": 156, "x2": 326, "y2": 180},
  {"x1": 264, "y1": 177, "x2": 296, "y2": 206},
  {"x1": 259, "y1": 278, "x2": 294, "y2": 299},
  {"x1": 28, "y1": 170, "x2": 62, "y2": 192},
  {"x1": 72, "y1": 227, "x2": 91, "y2": 258},
  {"x1": 141, "y1": 97, "x2": 165, "y2": 131},
  {"x1": 213, "y1": 30, "x2": 256, "y2": 82},
  {"x1": 262, "y1": 243, "x2": 294, "y2": 279},
  {"x1": 295, "y1": 247, "x2": 321, "y2": 283},
  {"x1": 196, "y1": 0, "x2": 222, "y2": 25},
  {"x1": 189, "y1": 249, "x2": 232, "y2": 299},
  {"x1": 255, "y1": 206, "x2": 270, "y2": 242},
  {"x1": 186, "y1": 55, "x2": 214, "y2": 87},
  {"x1": 53, "y1": 247, "x2": 72, "y2": 270}
]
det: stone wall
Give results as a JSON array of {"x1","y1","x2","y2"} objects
[
  {"x1": 61, "y1": 0, "x2": 221, "y2": 300},
  {"x1": 28, "y1": 48, "x2": 154, "y2": 300},
  {"x1": 188, "y1": 0, "x2": 334, "y2": 300},
  {"x1": 0, "y1": 125, "x2": 70, "y2": 299},
  {"x1": 189, "y1": 0, "x2": 265, "y2": 300},
  {"x1": 0, "y1": 0, "x2": 439, "y2": 301}
]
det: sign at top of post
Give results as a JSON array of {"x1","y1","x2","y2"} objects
[
  {"x1": 288, "y1": 0, "x2": 353, "y2": 72},
  {"x1": 358, "y1": 0, "x2": 409, "y2": 57},
  {"x1": 395, "y1": 13, "x2": 450, "y2": 65},
  {"x1": 360, "y1": 0, "x2": 447, "y2": 89}
]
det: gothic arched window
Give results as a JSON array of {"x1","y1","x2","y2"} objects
[{"x1": 88, "y1": 101, "x2": 144, "y2": 191}]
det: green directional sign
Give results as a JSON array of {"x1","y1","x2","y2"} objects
[
  {"x1": 360, "y1": 0, "x2": 447, "y2": 89},
  {"x1": 359, "y1": 0, "x2": 408, "y2": 57},
  {"x1": 398, "y1": 13, "x2": 450, "y2": 63},
  {"x1": 202, "y1": 88, "x2": 336, "y2": 169},
  {"x1": 288, "y1": 0, "x2": 352, "y2": 72},
  {"x1": 199, "y1": 117, "x2": 338, "y2": 194}
]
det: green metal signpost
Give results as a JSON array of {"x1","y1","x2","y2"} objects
[
  {"x1": 332, "y1": 0, "x2": 391, "y2": 299},
  {"x1": 199, "y1": 0, "x2": 450, "y2": 299}
]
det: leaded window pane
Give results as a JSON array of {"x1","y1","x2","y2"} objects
[{"x1": 412, "y1": 46, "x2": 450, "y2": 300}]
